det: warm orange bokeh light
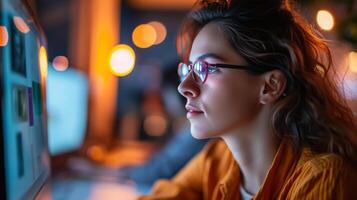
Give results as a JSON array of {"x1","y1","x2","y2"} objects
[
  {"x1": 144, "y1": 115, "x2": 168, "y2": 136},
  {"x1": 109, "y1": 44, "x2": 136, "y2": 77},
  {"x1": 0, "y1": 26, "x2": 9, "y2": 46},
  {"x1": 349, "y1": 51, "x2": 357, "y2": 73},
  {"x1": 13, "y1": 16, "x2": 30, "y2": 33},
  {"x1": 39, "y1": 46, "x2": 48, "y2": 77},
  {"x1": 148, "y1": 21, "x2": 167, "y2": 45},
  {"x1": 53, "y1": 56, "x2": 69, "y2": 71},
  {"x1": 87, "y1": 145, "x2": 105, "y2": 162},
  {"x1": 316, "y1": 10, "x2": 334, "y2": 31},
  {"x1": 132, "y1": 24, "x2": 157, "y2": 48}
]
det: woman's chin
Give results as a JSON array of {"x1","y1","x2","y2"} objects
[{"x1": 190, "y1": 128, "x2": 214, "y2": 140}]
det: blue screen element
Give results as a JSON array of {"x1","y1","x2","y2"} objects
[
  {"x1": 1, "y1": 0, "x2": 51, "y2": 199},
  {"x1": 46, "y1": 66, "x2": 88, "y2": 156}
]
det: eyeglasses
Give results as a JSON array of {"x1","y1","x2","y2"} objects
[{"x1": 178, "y1": 60, "x2": 270, "y2": 84}]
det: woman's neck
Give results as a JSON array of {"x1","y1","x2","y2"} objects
[{"x1": 222, "y1": 108, "x2": 280, "y2": 195}]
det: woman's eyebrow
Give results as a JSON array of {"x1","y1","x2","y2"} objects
[{"x1": 189, "y1": 53, "x2": 224, "y2": 64}]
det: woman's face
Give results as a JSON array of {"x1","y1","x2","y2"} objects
[{"x1": 178, "y1": 23, "x2": 264, "y2": 139}]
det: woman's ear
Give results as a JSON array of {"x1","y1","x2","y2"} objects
[{"x1": 259, "y1": 70, "x2": 287, "y2": 104}]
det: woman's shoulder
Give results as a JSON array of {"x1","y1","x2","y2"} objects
[
  {"x1": 284, "y1": 148, "x2": 357, "y2": 199},
  {"x1": 296, "y1": 148, "x2": 354, "y2": 175}
]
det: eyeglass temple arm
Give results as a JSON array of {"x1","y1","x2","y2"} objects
[
  {"x1": 212, "y1": 63, "x2": 268, "y2": 73},
  {"x1": 213, "y1": 63, "x2": 293, "y2": 87}
]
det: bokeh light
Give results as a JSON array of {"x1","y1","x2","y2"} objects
[
  {"x1": 52, "y1": 56, "x2": 69, "y2": 71},
  {"x1": 144, "y1": 114, "x2": 168, "y2": 136},
  {"x1": 87, "y1": 145, "x2": 105, "y2": 162},
  {"x1": 132, "y1": 24, "x2": 157, "y2": 48},
  {"x1": 13, "y1": 16, "x2": 30, "y2": 33},
  {"x1": 148, "y1": 21, "x2": 167, "y2": 45},
  {"x1": 0, "y1": 26, "x2": 9, "y2": 46},
  {"x1": 316, "y1": 10, "x2": 334, "y2": 31},
  {"x1": 109, "y1": 44, "x2": 136, "y2": 77},
  {"x1": 349, "y1": 51, "x2": 357, "y2": 73},
  {"x1": 39, "y1": 46, "x2": 48, "y2": 77}
]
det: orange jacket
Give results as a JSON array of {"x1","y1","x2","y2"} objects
[{"x1": 138, "y1": 138, "x2": 357, "y2": 200}]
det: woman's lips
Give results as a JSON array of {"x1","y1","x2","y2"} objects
[{"x1": 185, "y1": 105, "x2": 204, "y2": 118}]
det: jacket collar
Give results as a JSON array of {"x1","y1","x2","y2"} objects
[{"x1": 254, "y1": 138, "x2": 300, "y2": 199}]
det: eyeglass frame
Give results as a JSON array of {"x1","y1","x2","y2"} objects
[
  {"x1": 178, "y1": 60, "x2": 291, "y2": 97},
  {"x1": 178, "y1": 60, "x2": 276, "y2": 84}
]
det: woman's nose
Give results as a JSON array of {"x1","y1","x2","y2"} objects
[{"x1": 177, "y1": 72, "x2": 200, "y2": 99}]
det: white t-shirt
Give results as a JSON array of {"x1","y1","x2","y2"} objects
[{"x1": 240, "y1": 186, "x2": 254, "y2": 200}]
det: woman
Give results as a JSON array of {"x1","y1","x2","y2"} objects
[{"x1": 139, "y1": 0, "x2": 357, "y2": 199}]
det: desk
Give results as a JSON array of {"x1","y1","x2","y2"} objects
[{"x1": 52, "y1": 175, "x2": 141, "y2": 200}]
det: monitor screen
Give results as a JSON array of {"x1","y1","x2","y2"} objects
[
  {"x1": 47, "y1": 66, "x2": 88, "y2": 156},
  {"x1": 1, "y1": 0, "x2": 51, "y2": 199}
]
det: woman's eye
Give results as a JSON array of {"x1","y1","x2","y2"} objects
[{"x1": 207, "y1": 66, "x2": 218, "y2": 73}]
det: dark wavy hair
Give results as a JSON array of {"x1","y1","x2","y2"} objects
[{"x1": 177, "y1": 0, "x2": 357, "y2": 161}]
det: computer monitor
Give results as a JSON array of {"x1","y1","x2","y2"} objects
[
  {"x1": 47, "y1": 66, "x2": 88, "y2": 156},
  {"x1": 1, "y1": 0, "x2": 52, "y2": 199}
]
